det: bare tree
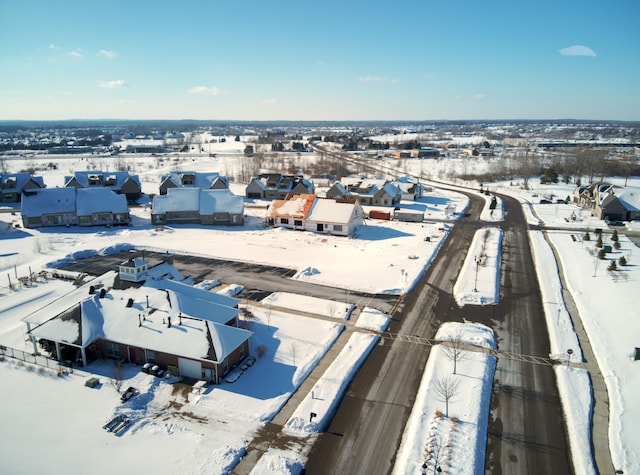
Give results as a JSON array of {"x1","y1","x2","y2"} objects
[
  {"x1": 423, "y1": 431, "x2": 445, "y2": 475},
  {"x1": 441, "y1": 330, "x2": 466, "y2": 375},
  {"x1": 433, "y1": 376, "x2": 460, "y2": 417},
  {"x1": 513, "y1": 149, "x2": 536, "y2": 190},
  {"x1": 110, "y1": 363, "x2": 124, "y2": 393}
]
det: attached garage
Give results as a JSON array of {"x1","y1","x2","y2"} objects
[{"x1": 178, "y1": 357, "x2": 202, "y2": 380}]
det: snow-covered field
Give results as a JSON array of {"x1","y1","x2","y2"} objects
[{"x1": 0, "y1": 149, "x2": 638, "y2": 474}]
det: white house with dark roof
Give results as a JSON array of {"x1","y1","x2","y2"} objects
[
  {"x1": 151, "y1": 188, "x2": 244, "y2": 226},
  {"x1": 21, "y1": 188, "x2": 130, "y2": 228},
  {"x1": 24, "y1": 269, "x2": 252, "y2": 383}
]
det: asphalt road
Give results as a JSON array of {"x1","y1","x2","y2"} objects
[
  {"x1": 60, "y1": 190, "x2": 572, "y2": 474},
  {"x1": 304, "y1": 193, "x2": 572, "y2": 474}
]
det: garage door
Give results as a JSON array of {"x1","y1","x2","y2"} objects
[{"x1": 178, "y1": 358, "x2": 202, "y2": 379}]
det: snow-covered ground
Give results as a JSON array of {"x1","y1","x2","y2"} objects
[{"x1": 0, "y1": 150, "x2": 638, "y2": 474}]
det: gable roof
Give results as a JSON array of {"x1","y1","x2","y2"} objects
[
  {"x1": 27, "y1": 270, "x2": 251, "y2": 364},
  {"x1": 307, "y1": 198, "x2": 360, "y2": 224},
  {"x1": 1, "y1": 173, "x2": 45, "y2": 192},
  {"x1": 76, "y1": 188, "x2": 129, "y2": 215},
  {"x1": 603, "y1": 187, "x2": 640, "y2": 212},
  {"x1": 152, "y1": 188, "x2": 243, "y2": 214},
  {"x1": 266, "y1": 194, "x2": 316, "y2": 219},
  {"x1": 161, "y1": 171, "x2": 228, "y2": 189},
  {"x1": 199, "y1": 189, "x2": 244, "y2": 214},
  {"x1": 21, "y1": 187, "x2": 76, "y2": 216},
  {"x1": 152, "y1": 188, "x2": 200, "y2": 213},
  {"x1": 64, "y1": 171, "x2": 141, "y2": 190}
]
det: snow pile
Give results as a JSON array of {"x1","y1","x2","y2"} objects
[
  {"x1": 453, "y1": 227, "x2": 502, "y2": 306},
  {"x1": 393, "y1": 322, "x2": 496, "y2": 475},
  {"x1": 283, "y1": 333, "x2": 379, "y2": 435},
  {"x1": 355, "y1": 307, "x2": 391, "y2": 331},
  {"x1": 261, "y1": 292, "x2": 352, "y2": 320}
]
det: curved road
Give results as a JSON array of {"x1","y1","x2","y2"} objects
[
  {"x1": 61, "y1": 182, "x2": 574, "y2": 474},
  {"x1": 304, "y1": 192, "x2": 572, "y2": 474}
]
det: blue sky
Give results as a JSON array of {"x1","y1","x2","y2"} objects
[{"x1": 1, "y1": 0, "x2": 638, "y2": 121}]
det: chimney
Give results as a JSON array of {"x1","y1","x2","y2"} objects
[
  {"x1": 99, "y1": 288, "x2": 106, "y2": 299},
  {"x1": 126, "y1": 298, "x2": 134, "y2": 308},
  {"x1": 167, "y1": 316, "x2": 172, "y2": 328}
]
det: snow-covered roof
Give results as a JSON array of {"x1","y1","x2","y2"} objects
[
  {"x1": 65, "y1": 171, "x2": 141, "y2": 189},
  {"x1": 307, "y1": 198, "x2": 358, "y2": 224},
  {"x1": 609, "y1": 187, "x2": 640, "y2": 212},
  {"x1": 152, "y1": 188, "x2": 200, "y2": 213},
  {"x1": 148, "y1": 278, "x2": 240, "y2": 309},
  {"x1": 27, "y1": 271, "x2": 250, "y2": 363},
  {"x1": 152, "y1": 188, "x2": 243, "y2": 214},
  {"x1": 162, "y1": 171, "x2": 228, "y2": 189},
  {"x1": 167, "y1": 290, "x2": 240, "y2": 325},
  {"x1": 0, "y1": 173, "x2": 44, "y2": 192},
  {"x1": 199, "y1": 189, "x2": 244, "y2": 214},
  {"x1": 21, "y1": 187, "x2": 77, "y2": 216},
  {"x1": 381, "y1": 182, "x2": 401, "y2": 197},
  {"x1": 76, "y1": 188, "x2": 129, "y2": 215}
]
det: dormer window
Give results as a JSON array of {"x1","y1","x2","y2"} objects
[
  {"x1": 180, "y1": 174, "x2": 195, "y2": 185},
  {"x1": 88, "y1": 174, "x2": 103, "y2": 186}
]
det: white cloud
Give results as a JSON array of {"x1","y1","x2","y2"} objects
[
  {"x1": 559, "y1": 45, "x2": 597, "y2": 57},
  {"x1": 187, "y1": 86, "x2": 220, "y2": 96},
  {"x1": 261, "y1": 98, "x2": 278, "y2": 105},
  {"x1": 68, "y1": 50, "x2": 83, "y2": 59},
  {"x1": 473, "y1": 93, "x2": 486, "y2": 100},
  {"x1": 48, "y1": 44, "x2": 60, "y2": 50},
  {"x1": 98, "y1": 80, "x2": 128, "y2": 89},
  {"x1": 99, "y1": 49, "x2": 118, "y2": 59},
  {"x1": 359, "y1": 76, "x2": 399, "y2": 84}
]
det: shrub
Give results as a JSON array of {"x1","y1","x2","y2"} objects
[
  {"x1": 611, "y1": 229, "x2": 619, "y2": 242},
  {"x1": 619, "y1": 255, "x2": 627, "y2": 266},
  {"x1": 583, "y1": 232, "x2": 590, "y2": 241},
  {"x1": 614, "y1": 241, "x2": 621, "y2": 250},
  {"x1": 598, "y1": 249, "x2": 606, "y2": 260},
  {"x1": 257, "y1": 344, "x2": 268, "y2": 358},
  {"x1": 596, "y1": 235, "x2": 603, "y2": 248},
  {"x1": 608, "y1": 261, "x2": 617, "y2": 272}
]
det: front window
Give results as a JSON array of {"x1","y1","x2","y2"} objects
[
  {"x1": 106, "y1": 342, "x2": 120, "y2": 358},
  {"x1": 294, "y1": 220, "x2": 302, "y2": 227},
  {"x1": 280, "y1": 218, "x2": 289, "y2": 225},
  {"x1": 334, "y1": 224, "x2": 343, "y2": 232},
  {"x1": 146, "y1": 350, "x2": 155, "y2": 364}
]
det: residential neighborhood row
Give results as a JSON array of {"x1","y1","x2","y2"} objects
[{"x1": 4, "y1": 170, "x2": 639, "y2": 232}]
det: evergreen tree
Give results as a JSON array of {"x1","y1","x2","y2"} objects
[
  {"x1": 619, "y1": 255, "x2": 627, "y2": 266},
  {"x1": 596, "y1": 234, "x2": 603, "y2": 248},
  {"x1": 611, "y1": 229, "x2": 619, "y2": 242}
]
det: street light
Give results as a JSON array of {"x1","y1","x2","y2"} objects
[{"x1": 473, "y1": 255, "x2": 479, "y2": 292}]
